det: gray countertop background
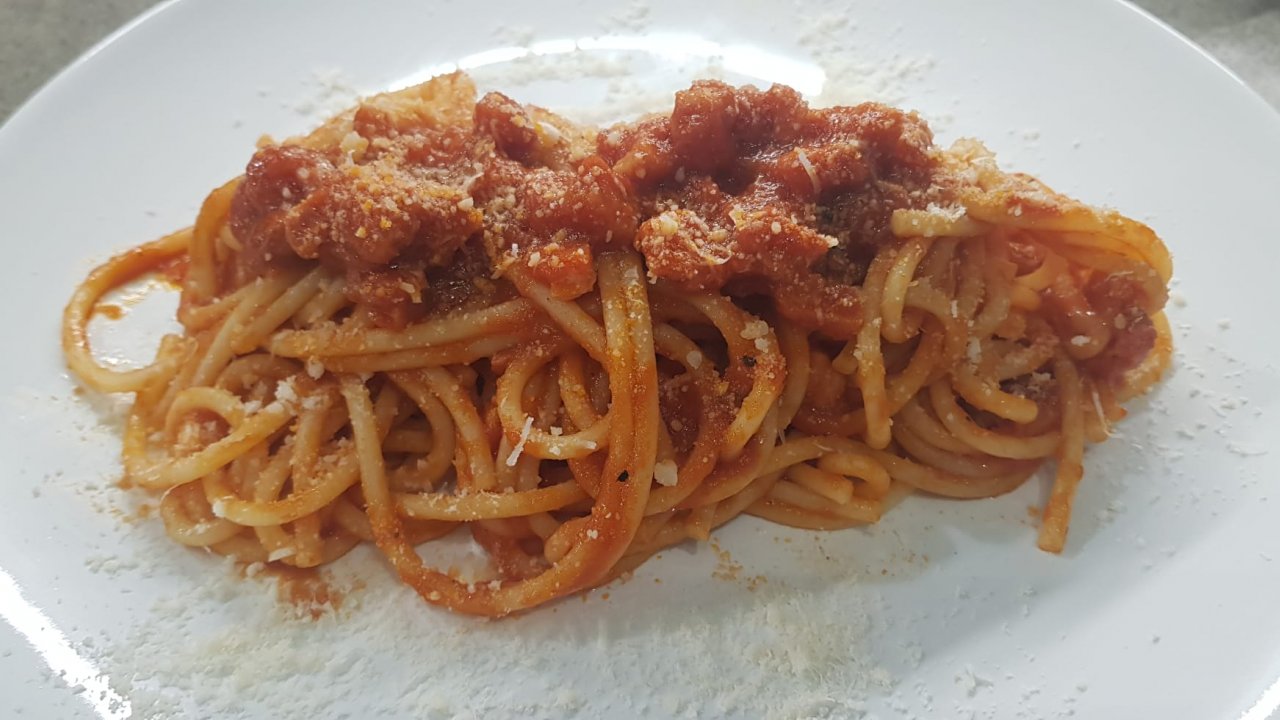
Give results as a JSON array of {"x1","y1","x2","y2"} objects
[{"x1": 2, "y1": 0, "x2": 1278, "y2": 121}]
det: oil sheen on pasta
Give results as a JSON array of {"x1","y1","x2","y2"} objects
[{"x1": 63, "y1": 73, "x2": 1172, "y2": 617}]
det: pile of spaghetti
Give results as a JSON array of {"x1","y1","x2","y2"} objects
[{"x1": 63, "y1": 73, "x2": 1171, "y2": 616}]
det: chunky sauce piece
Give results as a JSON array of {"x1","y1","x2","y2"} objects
[
  {"x1": 601, "y1": 81, "x2": 946, "y2": 339},
  {"x1": 226, "y1": 76, "x2": 948, "y2": 337},
  {"x1": 223, "y1": 74, "x2": 1153, "y2": 372}
]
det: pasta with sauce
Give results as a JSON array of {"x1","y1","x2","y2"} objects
[{"x1": 63, "y1": 73, "x2": 1171, "y2": 616}]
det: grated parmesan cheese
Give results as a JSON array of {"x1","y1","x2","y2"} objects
[
  {"x1": 304, "y1": 357, "x2": 324, "y2": 380},
  {"x1": 505, "y1": 415, "x2": 535, "y2": 467},
  {"x1": 795, "y1": 149, "x2": 821, "y2": 194},
  {"x1": 275, "y1": 379, "x2": 299, "y2": 407},
  {"x1": 267, "y1": 548, "x2": 297, "y2": 562},
  {"x1": 740, "y1": 320, "x2": 769, "y2": 341},
  {"x1": 923, "y1": 202, "x2": 965, "y2": 220},
  {"x1": 654, "y1": 460, "x2": 679, "y2": 487},
  {"x1": 966, "y1": 338, "x2": 982, "y2": 364}
]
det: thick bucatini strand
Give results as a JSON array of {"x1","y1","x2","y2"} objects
[
  {"x1": 1038, "y1": 354, "x2": 1086, "y2": 552},
  {"x1": 62, "y1": 231, "x2": 191, "y2": 394}
]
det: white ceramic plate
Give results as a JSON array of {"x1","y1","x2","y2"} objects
[{"x1": 3, "y1": 0, "x2": 1279, "y2": 718}]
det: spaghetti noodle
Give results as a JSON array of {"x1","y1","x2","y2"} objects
[{"x1": 63, "y1": 73, "x2": 1172, "y2": 616}]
